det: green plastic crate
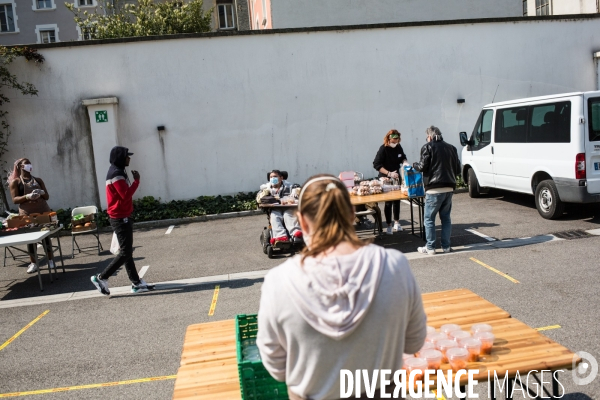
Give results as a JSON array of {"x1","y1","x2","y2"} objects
[{"x1": 235, "y1": 314, "x2": 289, "y2": 400}]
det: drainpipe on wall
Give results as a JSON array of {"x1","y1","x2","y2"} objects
[
  {"x1": 82, "y1": 97, "x2": 119, "y2": 210},
  {"x1": 594, "y1": 52, "x2": 600, "y2": 90}
]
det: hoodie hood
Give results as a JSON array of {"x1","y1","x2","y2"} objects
[
  {"x1": 109, "y1": 146, "x2": 130, "y2": 169},
  {"x1": 283, "y1": 244, "x2": 385, "y2": 340}
]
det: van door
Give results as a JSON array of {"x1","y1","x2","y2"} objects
[
  {"x1": 493, "y1": 105, "x2": 529, "y2": 192},
  {"x1": 466, "y1": 109, "x2": 495, "y2": 187},
  {"x1": 584, "y1": 95, "x2": 600, "y2": 194}
]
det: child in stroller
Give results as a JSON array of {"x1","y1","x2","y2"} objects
[{"x1": 258, "y1": 170, "x2": 304, "y2": 258}]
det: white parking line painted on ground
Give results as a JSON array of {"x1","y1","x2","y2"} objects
[
  {"x1": 401, "y1": 200, "x2": 418, "y2": 208},
  {"x1": 585, "y1": 228, "x2": 600, "y2": 236},
  {"x1": 165, "y1": 225, "x2": 174, "y2": 234},
  {"x1": 139, "y1": 266, "x2": 149, "y2": 278},
  {"x1": 465, "y1": 228, "x2": 496, "y2": 241}
]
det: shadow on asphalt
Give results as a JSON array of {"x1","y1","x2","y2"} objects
[
  {"x1": 107, "y1": 278, "x2": 264, "y2": 300},
  {"x1": 486, "y1": 190, "x2": 600, "y2": 222}
]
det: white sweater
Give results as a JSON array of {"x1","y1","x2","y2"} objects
[{"x1": 257, "y1": 244, "x2": 427, "y2": 400}]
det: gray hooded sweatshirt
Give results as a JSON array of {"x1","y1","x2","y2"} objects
[{"x1": 257, "y1": 244, "x2": 427, "y2": 400}]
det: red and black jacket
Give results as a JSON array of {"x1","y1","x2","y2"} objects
[{"x1": 106, "y1": 146, "x2": 139, "y2": 219}]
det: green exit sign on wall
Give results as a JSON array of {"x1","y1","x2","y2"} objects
[{"x1": 95, "y1": 111, "x2": 108, "y2": 123}]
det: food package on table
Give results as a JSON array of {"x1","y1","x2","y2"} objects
[
  {"x1": 400, "y1": 185, "x2": 408, "y2": 195},
  {"x1": 392, "y1": 185, "x2": 401, "y2": 191},
  {"x1": 369, "y1": 180, "x2": 382, "y2": 187},
  {"x1": 382, "y1": 185, "x2": 392, "y2": 192},
  {"x1": 357, "y1": 186, "x2": 371, "y2": 196},
  {"x1": 379, "y1": 177, "x2": 391, "y2": 185},
  {"x1": 280, "y1": 196, "x2": 297, "y2": 205},
  {"x1": 359, "y1": 181, "x2": 370, "y2": 187},
  {"x1": 370, "y1": 186, "x2": 383, "y2": 195}
]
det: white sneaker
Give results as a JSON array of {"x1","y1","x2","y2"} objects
[
  {"x1": 26, "y1": 263, "x2": 39, "y2": 274},
  {"x1": 131, "y1": 278, "x2": 155, "y2": 293},
  {"x1": 386, "y1": 226, "x2": 393, "y2": 235},
  {"x1": 443, "y1": 247, "x2": 451, "y2": 253},
  {"x1": 393, "y1": 222, "x2": 403, "y2": 232},
  {"x1": 91, "y1": 274, "x2": 110, "y2": 295},
  {"x1": 417, "y1": 247, "x2": 435, "y2": 256}
]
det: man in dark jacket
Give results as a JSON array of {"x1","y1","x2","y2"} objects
[
  {"x1": 91, "y1": 146, "x2": 153, "y2": 295},
  {"x1": 413, "y1": 126, "x2": 461, "y2": 255}
]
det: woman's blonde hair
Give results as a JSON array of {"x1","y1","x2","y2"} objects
[
  {"x1": 298, "y1": 174, "x2": 368, "y2": 262},
  {"x1": 383, "y1": 129, "x2": 401, "y2": 147}
]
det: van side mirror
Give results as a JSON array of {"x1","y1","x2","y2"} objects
[{"x1": 459, "y1": 132, "x2": 470, "y2": 146}]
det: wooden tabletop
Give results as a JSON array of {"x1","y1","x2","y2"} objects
[
  {"x1": 172, "y1": 289, "x2": 577, "y2": 399},
  {"x1": 350, "y1": 191, "x2": 412, "y2": 206}
]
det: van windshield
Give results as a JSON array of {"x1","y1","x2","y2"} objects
[{"x1": 588, "y1": 98, "x2": 600, "y2": 141}]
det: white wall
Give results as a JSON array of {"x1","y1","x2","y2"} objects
[
  {"x1": 271, "y1": 0, "x2": 521, "y2": 29},
  {"x1": 552, "y1": 0, "x2": 597, "y2": 15},
  {"x1": 5, "y1": 16, "x2": 600, "y2": 209}
]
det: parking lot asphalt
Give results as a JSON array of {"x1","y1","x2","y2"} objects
[{"x1": 1, "y1": 191, "x2": 599, "y2": 399}]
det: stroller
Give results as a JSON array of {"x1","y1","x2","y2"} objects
[{"x1": 259, "y1": 171, "x2": 304, "y2": 258}]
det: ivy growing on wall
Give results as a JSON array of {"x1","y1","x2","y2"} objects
[{"x1": 66, "y1": 0, "x2": 214, "y2": 40}]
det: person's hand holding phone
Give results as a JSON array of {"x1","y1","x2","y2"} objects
[{"x1": 132, "y1": 170, "x2": 140, "y2": 181}]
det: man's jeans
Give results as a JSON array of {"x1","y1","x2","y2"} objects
[
  {"x1": 424, "y1": 192, "x2": 453, "y2": 251},
  {"x1": 100, "y1": 217, "x2": 140, "y2": 284}
]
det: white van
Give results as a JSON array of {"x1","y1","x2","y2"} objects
[{"x1": 459, "y1": 91, "x2": 600, "y2": 219}]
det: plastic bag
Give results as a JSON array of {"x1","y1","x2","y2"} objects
[{"x1": 110, "y1": 232, "x2": 120, "y2": 255}]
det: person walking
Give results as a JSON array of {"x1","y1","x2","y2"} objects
[
  {"x1": 91, "y1": 146, "x2": 153, "y2": 295},
  {"x1": 412, "y1": 126, "x2": 461, "y2": 255},
  {"x1": 8, "y1": 158, "x2": 57, "y2": 274},
  {"x1": 373, "y1": 129, "x2": 409, "y2": 235},
  {"x1": 256, "y1": 174, "x2": 427, "y2": 400}
]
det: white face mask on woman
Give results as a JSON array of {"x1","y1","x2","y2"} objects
[
  {"x1": 22, "y1": 164, "x2": 32, "y2": 172},
  {"x1": 389, "y1": 142, "x2": 398, "y2": 148}
]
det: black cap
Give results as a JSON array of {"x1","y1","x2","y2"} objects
[{"x1": 127, "y1": 152, "x2": 134, "y2": 156}]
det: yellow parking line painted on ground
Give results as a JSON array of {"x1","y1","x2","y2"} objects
[
  {"x1": 0, "y1": 310, "x2": 49, "y2": 352},
  {"x1": 432, "y1": 389, "x2": 447, "y2": 399},
  {"x1": 536, "y1": 325, "x2": 561, "y2": 331},
  {"x1": 208, "y1": 285, "x2": 220, "y2": 316},
  {"x1": 469, "y1": 257, "x2": 520, "y2": 284},
  {"x1": 0, "y1": 375, "x2": 177, "y2": 397}
]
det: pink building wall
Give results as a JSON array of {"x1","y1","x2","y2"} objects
[{"x1": 249, "y1": 0, "x2": 272, "y2": 29}]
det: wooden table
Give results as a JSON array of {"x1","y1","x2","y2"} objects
[
  {"x1": 174, "y1": 289, "x2": 580, "y2": 399},
  {"x1": 260, "y1": 191, "x2": 425, "y2": 238}
]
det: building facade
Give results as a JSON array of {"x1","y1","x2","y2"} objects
[
  {"x1": 0, "y1": 0, "x2": 250, "y2": 45},
  {"x1": 523, "y1": 0, "x2": 598, "y2": 16}
]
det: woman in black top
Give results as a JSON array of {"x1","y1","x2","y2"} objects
[{"x1": 373, "y1": 130, "x2": 408, "y2": 235}]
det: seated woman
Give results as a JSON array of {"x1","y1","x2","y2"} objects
[
  {"x1": 257, "y1": 174, "x2": 426, "y2": 399},
  {"x1": 260, "y1": 170, "x2": 302, "y2": 244},
  {"x1": 8, "y1": 158, "x2": 56, "y2": 274}
]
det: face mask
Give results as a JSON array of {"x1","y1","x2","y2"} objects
[
  {"x1": 389, "y1": 142, "x2": 398, "y2": 148},
  {"x1": 270, "y1": 177, "x2": 279, "y2": 185},
  {"x1": 22, "y1": 164, "x2": 32, "y2": 172}
]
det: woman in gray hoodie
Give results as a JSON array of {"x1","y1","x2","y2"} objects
[{"x1": 257, "y1": 174, "x2": 427, "y2": 400}]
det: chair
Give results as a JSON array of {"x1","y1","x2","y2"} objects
[{"x1": 71, "y1": 206, "x2": 103, "y2": 258}]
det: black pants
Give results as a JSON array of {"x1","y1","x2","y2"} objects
[
  {"x1": 384, "y1": 200, "x2": 400, "y2": 225},
  {"x1": 27, "y1": 237, "x2": 52, "y2": 258},
  {"x1": 99, "y1": 217, "x2": 140, "y2": 284}
]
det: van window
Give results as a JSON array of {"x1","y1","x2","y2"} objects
[
  {"x1": 528, "y1": 101, "x2": 570, "y2": 143},
  {"x1": 588, "y1": 98, "x2": 600, "y2": 142},
  {"x1": 495, "y1": 106, "x2": 527, "y2": 143},
  {"x1": 470, "y1": 109, "x2": 493, "y2": 150}
]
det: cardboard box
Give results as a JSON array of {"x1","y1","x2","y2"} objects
[
  {"x1": 71, "y1": 214, "x2": 94, "y2": 227},
  {"x1": 30, "y1": 212, "x2": 52, "y2": 225},
  {"x1": 72, "y1": 221, "x2": 96, "y2": 233},
  {"x1": 7, "y1": 216, "x2": 32, "y2": 228}
]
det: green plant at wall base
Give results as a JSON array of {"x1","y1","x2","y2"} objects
[
  {"x1": 65, "y1": 0, "x2": 214, "y2": 40},
  {"x1": 56, "y1": 192, "x2": 259, "y2": 228},
  {"x1": 456, "y1": 174, "x2": 467, "y2": 189}
]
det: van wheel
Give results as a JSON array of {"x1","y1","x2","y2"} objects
[
  {"x1": 535, "y1": 180, "x2": 565, "y2": 220},
  {"x1": 468, "y1": 169, "x2": 481, "y2": 198}
]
